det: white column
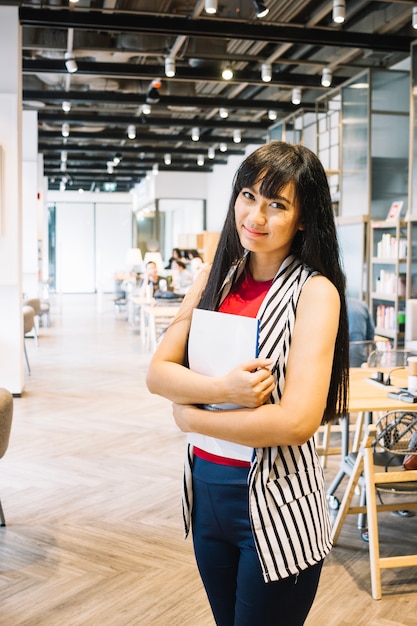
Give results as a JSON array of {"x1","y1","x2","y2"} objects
[
  {"x1": 22, "y1": 109, "x2": 39, "y2": 298},
  {"x1": 0, "y1": 7, "x2": 24, "y2": 394}
]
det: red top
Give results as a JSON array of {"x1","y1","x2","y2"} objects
[{"x1": 218, "y1": 268, "x2": 273, "y2": 318}]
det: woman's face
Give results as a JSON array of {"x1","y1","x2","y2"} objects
[{"x1": 234, "y1": 179, "x2": 304, "y2": 260}]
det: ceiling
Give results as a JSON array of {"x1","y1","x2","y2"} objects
[{"x1": 8, "y1": 0, "x2": 417, "y2": 191}]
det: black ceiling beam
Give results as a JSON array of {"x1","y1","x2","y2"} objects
[
  {"x1": 24, "y1": 90, "x2": 315, "y2": 113},
  {"x1": 18, "y1": 8, "x2": 414, "y2": 53},
  {"x1": 38, "y1": 143, "x2": 245, "y2": 156},
  {"x1": 38, "y1": 112, "x2": 271, "y2": 131},
  {"x1": 22, "y1": 59, "x2": 348, "y2": 90},
  {"x1": 38, "y1": 130, "x2": 266, "y2": 144}
]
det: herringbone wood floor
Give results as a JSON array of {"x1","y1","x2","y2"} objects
[{"x1": 1, "y1": 294, "x2": 416, "y2": 625}]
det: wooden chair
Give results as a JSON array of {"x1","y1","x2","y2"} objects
[
  {"x1": 23, "y1": 305, "x2": 36, "y2": 375},
  {"x1": 0, "y1": 388, "x2": 13, "y2": 526},
  {"x1": 331, "y1": 412, "x2": 417, "y2": 599},
  {"x1": 23, "y1": 298, "x2": 41, "y2": 345}
]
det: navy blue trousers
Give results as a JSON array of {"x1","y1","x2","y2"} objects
[{"x1": 191, "y1": 456, "x2": 323, "y2": 626}]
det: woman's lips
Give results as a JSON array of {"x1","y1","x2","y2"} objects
[{"x1": 243, "y1": 225, "x2": 267, "y2": 237}]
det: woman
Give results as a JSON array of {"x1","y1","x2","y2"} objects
[{"x1": 147, "y1": 141, "x2": 349, "y2": 626}]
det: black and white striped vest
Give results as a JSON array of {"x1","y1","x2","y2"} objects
[{"x1": 182, "y1": 253, "x2": 333, "y2": 583}]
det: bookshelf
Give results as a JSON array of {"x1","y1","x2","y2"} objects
[{"x1": 370, "y1": 220, "x2": 407, "y2": 347}]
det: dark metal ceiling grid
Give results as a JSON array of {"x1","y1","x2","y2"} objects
[{"x1": 12, "y1": 0, "x2": 416, "y2": 191}]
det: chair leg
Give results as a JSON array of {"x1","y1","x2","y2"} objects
[
  {"x1": 24, "y1": 340, "x2": 31, "y2": 375},
  {"x1": 331, "y1": 451, "x2": 364, "y2": 544},
  {"x1": 363, "y1": 444, "x2": 382, "y2": 600},
  {"x1": 0, "y1": 498, "x2": 6, "y2": 527}
]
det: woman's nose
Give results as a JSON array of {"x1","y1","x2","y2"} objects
[{"x1": 249, "y1": 202, "x2": 266, "y2": 224}]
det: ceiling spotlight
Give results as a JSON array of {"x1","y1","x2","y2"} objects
[
  {"x1": 208, "y1": 146, "x2": 215, "y2": 159},
  {"x1": 413, "y1": 6, "x2": 417, "y2": 29},
  {"x1": 333, "y1": 0, "x2": 346, "y2": 24},
  {"x1": 205, "y1": 0, "x2": 217, "y2": 14},
  {"x1": 321, "y1": 67, "x2": 332, "y2": 87},
  {"x1": 142, "y1": 104, "x2": 151, "y2": 115},
  {"x1": 61, "y1": 150, "x2": 67, "y2": 162},
  {"x1": 164, "y1": 153, "x2": 172, "y2": 165},
  {"x1": 64, "y1": 51, "x2": 78, "y2": 74},
  {"x1": 197, "y1": 154, "x2": 204, "y2": 166},
  {"x1": 165, "y1": 57, "x2": 176, "y2": 78},
  {"x1": 62, "y1": 100, "x2": 71, "y2": 113},
  {"x1": 268, "y1": 110, "x2": 277, "y2": 121},
  {"x1": 113, "y1": 153, "x2": 122, "y2": 165},
  {"x1": 219, "y1": 142, "x2": 227, "y2": 152},
  {"x1": 233, "y1": 129, "x2": 241, "y2": 143},
  {"x1": 253, "y1": 1, "x2": 269, "y2": 19},
  {"x1": 146, "y1": 79, "x2": 161, "y2": 104},
  {"x1": 261, "y1": 63, "x2": 272, "y2": 82},
  {"x1": 127, "y1": 124, "x2": 136, "y2": 139},
  {"x1": 152, "y1": 163, "x2": 159, "y2": 175},
  {"x1": 107, "y1": 162, "x2": 114, "y2": 174},
  {"x1": 292, "y1": 88, "x2": 301, "y2": 105},
  {"x1": 61, "y1": 122, "x2": 70, "y2": 138},
  {"x1": 219, "y1": 107, "x2": 228, "y2": 119},
  {"x1": 191, "y1": 127, "x2": 200, "y2": 141},
  {"x1": 222, "y1": 66, "x2": 234, "y2": 80}
]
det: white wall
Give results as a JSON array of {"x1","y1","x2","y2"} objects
[
  {"x1": 48, "y1": 190, "x2": 134, "y2": 294},
  {"x1": 0, "y1": 6, "x2": 24, "y2": 394}
]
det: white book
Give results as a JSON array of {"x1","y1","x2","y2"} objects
[
  {"x1": 188, "y1": 308, "x2": 260, "y2": 410},
  {"x1": 187, "y1": 308, "x2": 260, "y2": 461}
]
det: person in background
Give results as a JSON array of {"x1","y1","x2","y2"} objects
[
  {"x1": 187, "y1": 251, "x2": 207, "y2": 279},
  {"x1": 146, "y1": 141, "x2": 349, "y2": 626},
  {"x1": 165, "y1": 247, "x2": 182, "y2": 270},
  {"x1": 138, "y1": 261, "x2": 160, "y2": 298},
  {"x1": 172, "y1": 260, "x2": 193, "y2": 295},
  {"x1": 347, "y1": 297, "x2": 375, "y2": 367}
]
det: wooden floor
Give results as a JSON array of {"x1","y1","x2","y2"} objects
[{"x1": 1, "y1": 294, "x2": 416, "y2": 626}]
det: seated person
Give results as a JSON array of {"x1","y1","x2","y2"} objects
[
  {"x1": 138, "y1": 261, "x2": 161, "y2": 298},
  {"x1": 172, "y1": 260, "x2": 193, "y2": 295},
  {"x1": 347, "y1": 297, "x2": 375, "y2": 367},
  {"x1": 165, "y1": 247, "x2": 182, "y2": 270}
]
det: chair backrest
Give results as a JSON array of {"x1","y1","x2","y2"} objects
[
  {"x1": 374, "y1": 410, "x2": 417, "y2": 457},
  {"x1": 0, "y1": 388, "x2": 13, "y2": 459},
  {"x1": 24, "y1": 298, "x2": 41, "y2": 316},
  {"x1": 349, "y1": 340, "x2": 377, "y2": 367},
  {"x1": 23, "y1": 305, "x2": 35, "y2": 335},
  {"x1": 367, "y1": 349, "x2": 417, "y2": 368}
]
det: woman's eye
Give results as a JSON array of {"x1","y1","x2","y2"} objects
[
  {"x1": 242, "y1": 190, "x2": 254, "y2": 200},
  {"x1": 270, "y1": 201, "x2": 285, "y2": 210}
]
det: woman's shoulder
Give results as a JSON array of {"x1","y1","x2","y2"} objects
[{"x1": 302, "y1": 273, "x2": 339, "y2": 306}]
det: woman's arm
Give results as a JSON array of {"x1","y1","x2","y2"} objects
[
  {"x1": 146, "y1": 268, "x2": 275, "y2": 408},
  {"x1": 172, "y1": 275, "x2": 341, "y2": 447}
]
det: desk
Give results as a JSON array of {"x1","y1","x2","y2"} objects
[
  {"x1": 326, "y1": 367, "x2": 411, "y2": 507},
  {"x1": 139, "y1": 299, "x2": 182, "y2": 350},
  {"x1": 349, "y1": 367, "x2": 409, "y2": 413}
]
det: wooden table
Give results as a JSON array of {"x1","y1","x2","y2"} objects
[
  {"x1": 326, "y1": 366, "x2": 412, "y2": 504},
  {"x1": 348, "y1": 366, "x2": 409, "y2": 413}
]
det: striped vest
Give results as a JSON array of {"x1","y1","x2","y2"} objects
[{"x1": 182, "y1": 254, "x2": 333, "y2": 583}]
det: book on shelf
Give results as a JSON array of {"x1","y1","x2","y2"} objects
[{"x1": 386, "y1": 200, "x2": 404, "y2": 221}]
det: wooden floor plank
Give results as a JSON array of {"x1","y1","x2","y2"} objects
[{"x1": 0, "y1": 294, "x2": 415, "y2": 625}]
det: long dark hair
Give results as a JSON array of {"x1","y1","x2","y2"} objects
[{"x1": 198, "y1": 141, "x2": 349, "y2": 423}]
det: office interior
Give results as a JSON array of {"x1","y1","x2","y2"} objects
[{"x1": 1, "y1": 1, "x2": 417, "y2": 621}]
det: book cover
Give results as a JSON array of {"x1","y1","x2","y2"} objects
[
  {"x1": 386, "y1": 200, "x2": 404, "y2": 221},
  {"x1": 188, "y1": 308, "x2": 260, "y2": 410}
]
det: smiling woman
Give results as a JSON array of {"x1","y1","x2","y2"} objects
[{"x1": 146, "y1": 140, "x2": 350, "y2": 626}]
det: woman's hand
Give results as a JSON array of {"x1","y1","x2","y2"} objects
[
  {"x1": 221, "y1": 358, "x2": 275, "y2": 408},
  {"x1": 173, "y1": 403, "x2": 195, "y2": 433}
]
